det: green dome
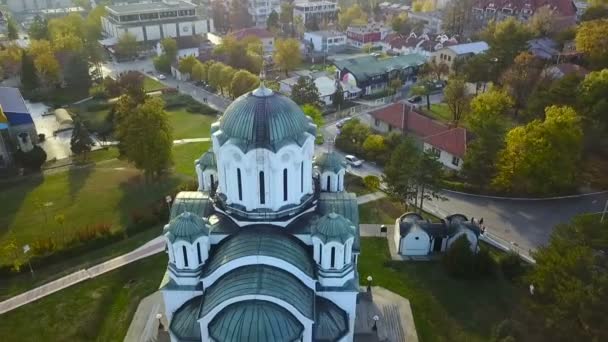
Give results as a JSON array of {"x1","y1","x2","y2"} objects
[
  {"x1": 195, "y1": 149, "x2": 216, "y2": 171},
  {"x1": 217, "y1": 85, "x2": 316, "y2": 151},
  {"x1": 315, "y1": 152, "x2": 346, "y2": 173},
  {"x1": 313, "y1": 212, "x2": 356, "y2": 243},
  {"x1": 209, "y1": 300, "x2": 304, "y2": 342},
  {"x1": 164, "y1": 212, "x2": 209, "y2": 243}
]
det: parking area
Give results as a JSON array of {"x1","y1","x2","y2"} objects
[{"x1": 26, "y1": 101, "x2": 73, "y2": 161}]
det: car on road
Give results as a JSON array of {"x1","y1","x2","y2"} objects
[
  {"x1": 345, "y1": 155, "x2": 363, "y2": 167},
  {"x1": 407, "y1": 95, "x2": 422, "y2": 104},
  {"x1": 158, "y1": 74, "x2": 167, "y2": 80},
  {"x1": 336, "y1": 117, "x2": 352, "y2": 129}
]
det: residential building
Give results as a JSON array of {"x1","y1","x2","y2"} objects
[
  {"x1": 0, "y1": 87, "x2": 38, "y2": 168},
  {"x1": 333, "y1": 54, "x2": 426, "y2": 95},
  {"x1": 378, "y1": 2, "x2": 411, "y2": 15},
  {"x1": 472, "y1": 0, "x2": 577, "y2": 28},
  {"x1": 293, "y1": 1, "x2": 339, "y2": 25},
  {"x1": 248, "y1": 0, "x2": 281, "y2": 27},
  {"x1": 304, "y1": 30, "x2": 347, "y2": 53},
  {"x1": 407, "y1": 10, "x2": 444, "y2": 34},
  {"x1": 382, "y1": 32, "x2": 458, "y2": 57},
  {"x1": 543, "y1": 63, "x2": 589, "y2": 80},
  {"x1": 280, "y1": 72, "x2": 361, "y2": 106},
  {"x1": 432, "y1": 41, "x2": 489, "y2": 70},
  {"x1": 101, "y1": 0, "x2": 214, "y2": 44},
  {"x1": 395, "y1": 213, "x2": 481, "y2": 256},
  {"x1": 231, "y1": 27, "x2": 275, "y2": 54},
  {"x1": 7, "y1": 0, "x2": 73, "y2": 13},
  {"x1": 161, "y1": 84, "x2": 362, "y2": 341},
  {"x1": 528, "y1": 37, "x2": 560, "y2": 60},
  {"x1": 346, "y1": 22, "x2": 391, "y2": 48},
  {"x1": 366, "y1": 102, "x2": 468, "y2": 170}
]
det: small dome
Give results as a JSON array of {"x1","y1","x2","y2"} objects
[
  {"x1": 218, "y1": 85, "x2": 316, "y2": 151},
  {"x1": 164, "y1": 212, "x2": 209, "y2": 243},
  {"x1": 313, "y1": 212, "x2": 355, "y2": 243},
  {"x1": 315, "y1": 152, "x2": 346, "y2": 173},
  {"x1": 195, "y1": 149, "x2": 216, "y2": 171}
]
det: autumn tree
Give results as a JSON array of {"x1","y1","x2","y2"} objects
[
  {"x1": 274, "y1": 38, "x2": 302, "y2": 76},
  {"x1": 462, "y1": 89, "x2": 512, "y2": 187},
  {"x1": 114, "y1": 96, "x2": 173, "y2": 179},
  {"x1": 230, "y1": 70, "x2": 260, "y2": 98},
  {"x1": 219, "y1": 65, "x2": 236, "y2": 95},
  {"x1": 116, "y1": 33, "x2": 138, "y2": 59},
  {"x1": 362, "y1": 134, "x2": 388, "y2": 163},
  {"x1": 335, "y1": 119, "x2": 370, "y2": 156},
  {"x1": 493, "y1": 106, "x2": 583, "y2": 195},
  {"x1": 391, "y1": 13, "x2": 413, "y2": 35},
  {"x1": 34, "y1": 51, "x2": 60, "y2": 87},
  {"x1": 291, "y1": 76, "x2": 320, "y2": 105},
  {"x1": 443, "y1": 77, "x2": 470, "y2": 125},
  {"x1": 0, "y1": 43, "x2": 23, "y2": 77},
  {"x1": 160, "y1": 37, "x2": 178, "y2": 61},
  {"x1": 528, "y1": 5, "x2": 558, "y2": 37},
  {"x1": 575, "y1": 19, "x2": 608, "y2": 68},
  {"x1": 421, "y1": 59, "x2": 449, "y2": 81},
  {"x1": 28, "y1": 15, "x2": 49, "y2": 40},
  {"x1": 581, "y1": 5, "x2": 608, "y2": 21},
  {"x1": 482, "y1": 17, "x2": 532, "y2": 76},
  {"x1": 191, "y1": 61, "x2": 208, "y2": 82},
  {"x1": 207, "y1": 62, "x2": 224, "y2": 91},
  {"x1": 211, "y1": 0, "x2": 229, "y2": 33},
  {"x1": 500, "y1": 52, "x2": 542, "y2": 116},
  {"x1": 338, "y1": 5, "x2": 367, "y2": 30},
  {"x1": 525, "y1": 74, "x2": 582, "y2": 120},
  {"x1": 178, "y1": 55, "x2": 198, "y2": 75}
]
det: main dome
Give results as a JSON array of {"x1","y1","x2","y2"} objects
[{"x1": 217, "y1": 85, "x2": 316, "y2": 151}]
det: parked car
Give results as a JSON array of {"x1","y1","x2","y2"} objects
[
  {"x1": 336, "y1": 117, "x2": 352, "y2": 129},
  {"x1": 407, "y1": 95, "x2": 422, "y2": 104},
  {"x1": 158, "y1": 74, "x2": 166, "y2": 80},
  {"x1": 345, "y1": 155, "x2": 363, "y2": 167}
]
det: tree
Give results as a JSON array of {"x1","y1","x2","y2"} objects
[
  {"x1": 70, "y1": 119, "x2": 93, "y2": 160},
  {"x1": 211, "y1": 0, "x2": 230, "y2": 33},
  {"x1": 500, "y1": 52, "x2": 542, "y2": 117},
  {"x1": 20, "y1": 52, "x2": 39, "y2": 92},
  {"x1": 280, "y1": 2, "x2": 294, "y2": 26},
  {"x1": 291, "y1": 76, "x2": 320, "y2": 105},
  {"x1": 191, "y1": 61, "x2": 208, "y2": 83},
  {"x1": 338, "y1": 5, "x2": 367, "y2": 30},
  {"x1": 153, "y1": 54, "x2": 171, "y2": 73},
  {"x1": 462, "y1": 53, "x2": 498, "y2": 90},
  {"x1": 7, "y1": 17, "x2": 18, "y2": 40},
  {"x1": 267, "y1": 10, "x2": 280, "y2": 31},
  {"x1": 482, "y1": 17, "x2": 532, "y2": 76},
  {"x1": 333, "y1": 82, "x2": 345, "y2": 109},
  {"x1": 525, "y1": 74, "x2": 582, "y2": 120},
  {"x1": 382, "y1": 138, "x2": 420, "y2": 210},
  {"x1": 229, "y1": 0, "x2": 253, "y2": 30},
  {"x1": 528, "y1": 5, "x2": 558, "y2": 37},
  {"x1": 64, "y1": 52, "x2": 91, "y2": 91},
  {"x1": 442, "y1": 0, "x2": 474, "y2": 36},
  {"x1": 178, "y1": 55, "x2": 198, "y2": 75},
  {"x1": 493, "y1": 106, "x2": 583, "y2": 195},
  {"x1": 2, "y1": 238, "x2": 25, "y2": 272},
  {"x1": 34, "y1": 52, "x2": 60, "y2": 87},
  {"x1": 48, "y1": 13, "x2": 86, "y2": 52},
  {"x1": 581, "y1": 5, "x2": 608, "y2": 21},
  {"x1": 443, "y1": 77, "x2": 470, "y2": 125},
  {"x1": 575, "y1": 19, "x2": 608, "y2": 69},
  {"x1": 335, "y1": 119, "x2": 370, "y2": 155},
  {"x1": 462, "y1": 89, "x2": 512, "y2": 187},
  {"x1": 301, "y1": 104, "x2": 324, "y2": 139},
  {"x1": 116, "y1": 33, "x2": 138, "y2": 59},
  {"x1": 160, "y1": 37, "x2": 178, "y2": 61},
  {"x1": 420, "y1": 59, "x2": 449, "y2": 81},
  {"x1": 415, "y1": 150, "x2": 444, "y2": 212},
  {"x1": 207, "y1": 62, "x2": 224, "y2": 91},
  {"x1": 363, "y1": 175, "x2": 380, "y2": 192},
  {"x1": 230, "y1": 70, "x2": 260, "y2": 98},
  {"x1": 389, "y1": 78, "x2": 403, "y2": 95},
  {"x1": 274, "y1": 38, "x2": 302, "y2": 76},
  {"x1": 411, "y1": 79, "x2": 433, "y2": 110},
  {"x1": 28, "y1": 15, "x2": 49, "y2": 40},
  {"x1": 213, "y1": 35, "x2": 262, "y2": 73},
  {"x1": 114, "y1": 96, "x2": 173, "y2": 179},
  {"x1": 362, "y1": 134, "x2": 387, "y2": 163},
  {"x1": 219, "y1": 65, "x2": 236, "y2": 95},
  {"x1": 0, "y1": 43, "x2": 23, "y2": 77},
  {"x1": 391, "y1": 13, "x2": 412, "y2": 35},
  {"x1": 578, "y1": 69, "x2": 608, "y2": 133},
  {"x1": 116, "y1": 71, "x2": 146, "y2": 103},
  {"x1": 527, "y1": 214, "x2": 608, "y2": 341}
]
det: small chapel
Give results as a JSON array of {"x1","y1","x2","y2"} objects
[{"x1": 160, "y1": 83, "x2": 361, "y2": 342}]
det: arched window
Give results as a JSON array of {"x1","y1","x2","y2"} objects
[
  {"x1": 338, "y1": 174, "x2": 342, "y2": 191},
  {"x1": 182, "y1": 245, "x2": 189, "y2": 267},
  {"x1": 300, "y1": 162, "x2": 304, "y2": 192},
  {"x1": 330, "y1": 247, "x2": 336, "y2": 268},
  {"x1": 210, "y1": 174, "x2": 214, "y2": 187},
  {"x1": 344, "y1": 244, "x2": 348, "y2": 264},
  {"x1": 197, "y1": 242, "x2": 202, "y2": 264},
  {"x1": 259, "y1": 171, "x2": 265, "y2": 204},
  {"x1": 319, "y1": 245, "x2": 323, "y2": 264},
  {"x1": 237, "y1": 168, "x2": 243, "y2": 201},
  {"x1": 283, "y1": 168, "x2": 288, "y2": 201},
  {"x1": 326, "y1": 175, "x2": 331, "y2": 191}
]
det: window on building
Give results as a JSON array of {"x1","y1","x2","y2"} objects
[
  {"x1": 300, "y1": 162, "x2": 304, "y2": 192},
  {"x1": 431, "y1": 147, "x2": 441, "y2": 157},
  {"x1": 283, "y1": 169, "x2": 288, "y2": 201},
  {"x1": 374, "y1": 118, "x2": 380, "y2": 126},
  {"x1": 319, "y1": 245, "x2": 323, "y2": 263},
  {"x1": 330, "y1": 247, "x2": 336, "y2": 268},
  {"x1": 182, "y1": 246, "x2": 189, "y2": 267},
  {"x1": 237, "y1": 168, "x2": 243, "y2": 200},
  {"x1": 448, "y1": 56, "x2": 452, "y2": 62},
  {"x1": 259, "y1": 171, "x2": 265, "y2": 204},
  {"x1": 451, "y1": 156, "x2": 460, "y2": 166},
  {"x1": 326, "y1": 175, "x2": 331, "y2": 191},
  {"x1": 197, "y1": 242, "x2": 202, "y2": 264},
  {"x1": 388, "y1": 124, "x2": 393, "y2": 132}
]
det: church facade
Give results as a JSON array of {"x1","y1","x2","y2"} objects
[{"x1": 161, "y1": 84, "x2": 361, "y2": 341}]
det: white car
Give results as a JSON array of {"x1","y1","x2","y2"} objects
[
  {"x1": 158, "y1": 74, "x2": 166, "y2": 80},
  {"x1": 345, "y1": 155, "x2": 363, "y2": 167}
]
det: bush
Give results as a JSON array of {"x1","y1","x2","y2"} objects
[
  {"x1": 499, "y1": 251, "x2": 526, "y2": 280},
  {"x1": 475, "y1": 246, "x2": 496, "y2": 276},
  {"x1": 491, "y1": 319, "x2": 523, "y2": 342},
  {"x1": 89, "y1": 84, "x2": 108, "y2": 99},
  {"x1": 153, "y1": 55, "x2": 171, "y2": 73},
  {"x1": 84, "y1": 100, "x2": 111, "y2": 112},
  {"x1": 442, "y1": 236, "x2": 495, "y2": 278},
  {"x1": 363, "y1": 175, "x2": 380, "y2": 191},
  {"x1": 15, "y1": 145, "x2": 47, "y2": 170}
]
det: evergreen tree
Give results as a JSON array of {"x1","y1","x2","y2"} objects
[
  {"x1": 291, "y1": 76, "x2": 320, "y2": 105},
  {"x1": 267, "y1": 10, "x2": 280, "y2": 31},
  {"x1": 28, "y1": 15, "x2": 49, "y2": 40},
  {"x1": 7, "y1": 17, "x2": 18, "y2": 40},
  {"x1": 333, "y1": 82, "x2": 345, "y2": 109},
  {"x1": 20, "y1": 52, "x2": 39, "y2": 92},
  {"x1": 64, "y1": 53, "x2": 92, "y2": 91},
  {"x1": 70, "y1": 120, "x2": 94, "y2": 160}
]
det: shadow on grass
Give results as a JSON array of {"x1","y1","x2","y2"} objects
[
  {"x1": 0, "y1": 174, "x2": 45, "y2": 239},
  {"x1": 67, "y1": 164, "x2": 94, "y2": 201}
]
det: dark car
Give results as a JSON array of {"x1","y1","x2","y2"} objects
[{"x1": 407, "y1": 95, "x2": 422, "y2": 104}]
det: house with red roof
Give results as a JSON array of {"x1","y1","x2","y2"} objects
[
  {"x1": 472, "y1": 0, "x2": 577, "y2": 28},
  {"x1": 366, "y1": 102, "x2": 469, "y2": 170}
]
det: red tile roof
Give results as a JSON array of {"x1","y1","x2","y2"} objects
[
  {"x1": 230, "y1": 27, "x2": 274, "y2": 40},
  {"x1": 369, "y1": 102, "x2": 468, "y2": 157},
  {"x1": 472, "y1": 0, "x2": 575, "y2": 17}
]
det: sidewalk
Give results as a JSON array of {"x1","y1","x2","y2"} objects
[
  {"x1": 0, "y1": 236, "x2": 165, "y2": 315},
  {"x1": 357, "y1": 191, "x2": 386, "y2": 205}
]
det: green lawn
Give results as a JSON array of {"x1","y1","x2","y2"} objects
[
  {"x1": 168, "y1": 109, "x2": 216, "y2": 140},
  {"x1": 143, "y1": 75, "x2": 166, "y2": 92},
  {"x1": 0, "y1": 164, "x2": 180, "y2": 262},
  {"x1": 172, "y1": 141, "x2": 211, "y2": 177},
  {"x1": 358, "y1": 238, "x2": 533, "y2": 341},
  {"x1": 344, "y1": 173, "x2": 373, "y2": 196},
  {"x1": 359, "y1": 197, "x2": 438, "y2": 224},
  {"x1": 0, "y1": 254, "x2": 167, "y2": 342}
]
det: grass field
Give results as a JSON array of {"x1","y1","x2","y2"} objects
[
  {"x1": 169, "y1": 109, "x2": 216, "y2": 140},
  {"x1": 143, "y1": 76, "x2": 166, "y2": 92},
  {"x1": 344, "y1": 173, "x2": 374, "y2": 196},
  {"x1": 359, "y1": 197, "x2": 438, "y2": 224},
  {"x1": 172, "y1": 141, "x2": 211, "y2": 177},
  {"x1": 358, "y1": 238, "x2": 533, "y2": 342},
  {"x1": 0, "y1": 254, "x2": 167, "y2": 342}
]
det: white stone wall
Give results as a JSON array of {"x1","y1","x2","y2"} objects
[
  {"x1": 319, "y1": 169, "x2": 345, "y2": 192},
  {"x1": 400, "y1": 230, "x2": 431, "y2": 256},
  {"x1": 146, "y1": 25, "x2": 162, "y2": 41},
  {"x1": 423, "y1": 142, "x2": 462, "y2": 170}
]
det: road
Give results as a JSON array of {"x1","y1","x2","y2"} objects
[{"x1": 318, "y1": 119, "x2": 608, "y2": 253}]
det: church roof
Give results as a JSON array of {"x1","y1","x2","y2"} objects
[
  {"x1": 195, "y1": 150, "x2": 216, "y2": 171},
  {"x1": 315, "y1": 152, "x2": 347, "y2": 174},
  {"x1": 203, "y1": 228, "x2": 315, "y2": 278},
  {"x1": 164, "y1": 212, "x2": 209, "y2": 243},
  {"x1": 169, "y1": 295, "x2": 203, "y2": 342},
  {"x1": 209, "y1": 300, "x2": 304, "y2": 342},
  {"x1": 317, "y1": 192, "x2": 360, "y2": 251},
  {"x1": 170, "y1": 192, "x2": 214, "y2": 220},
  {"x1": 313, "y1": 296, "x2": 349, "y2": 341},
  {"x1": 215, "y1": 85, "x2": 316, "y2": 152},
  {"x1": 200, "y1": 264, "x2": 315, "y2": 320},
  {"x1": 313, "y1": 212, "x2": 356, "y2": 244}
]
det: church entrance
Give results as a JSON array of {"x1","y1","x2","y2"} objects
[{"x1": 433, "y1": 238, "x2": 443, "y2": 252}]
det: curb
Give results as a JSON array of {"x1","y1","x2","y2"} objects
[{"x1": 441, "y1": 189, "x2": 608, "y2": 201}]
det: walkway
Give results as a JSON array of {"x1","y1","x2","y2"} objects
[
  {"x1": 357, "y1": 191, "x2": 387, "y2": 205},
  {"x1": 0, "y1": 236, "x2": 165, "y2": 315}
]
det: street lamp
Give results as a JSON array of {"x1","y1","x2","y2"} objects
[
  {"x1": 165, "y1": 195, "x2": 173, "y2": 216},
  {"x1": 372, "y1": 315, "x2": 379, "y2": 331},
  {"x1": 366, "y1": 275, "x2": 373, "y2": 293},
  {"x1": 156, "y1": 313, "x2": 164, "y2": 331}
]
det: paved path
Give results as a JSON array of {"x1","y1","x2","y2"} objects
[
  {"x1": 357, "y1": 192, "x2": 387, "y2": 205},
  {"x1": 0, "y1": 236, "x2": 165, "y2": 315}
]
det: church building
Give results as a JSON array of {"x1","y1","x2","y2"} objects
[{"x1": 160, "y1": 83, "x2": 361, "y2": 341}]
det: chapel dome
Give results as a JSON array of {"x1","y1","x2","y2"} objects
[
  {"x1": 313, "y1": 212, "x2": 355, "y2": 243},
  {"x1": 164, "y1": 212, "x2": 209, "y2": 243},
  {"x1": 315, "y1": 152, "x2": 347, "y2": 173},
  {"x1": 218, "y1": 84, "x2": 316, "y2": 151}
]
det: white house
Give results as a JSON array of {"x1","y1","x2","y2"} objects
[
  {"x1": 280, "y1": 73, "x2": 361, "y2": 106},
  {"x1": 161, "y1": 84, "x2": 362, "y2": 341},
  {"x1": 294, "y1": 1, "x2": 339, "y2": 25},
  {"x1": 247, "y1": 0, "x2": 281, "y2": 27},
  {"x1": 394, "y1": 213, "x2": 481, "y2": 256},
  {"x1": 304, "y1": 30, "x2": 347, "y2": 53},
  {"x1": 432, "y1": 41, "x2": 489, "y2": 71}
]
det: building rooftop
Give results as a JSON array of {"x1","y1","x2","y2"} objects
[
  {"x1": 0, "y1": 87, "x2": 33, "y2": 126},
  {"x1": 334, "y1": 54, "x2": 426, "y2": 83},
  {"x1": 106, "y1": 0, "x2": 196, "y2": 15},
  {"x1": 294, "y1": 1, "x2": 337, "y2": 8},
  {"x1": 445, "y1": 41, "x2": 489, "y2": 55},
  {"x1": 230, "y1": 27, "x2": 274, "y2": 40},
  {"x1": 306, "y1": 30, "x2": 345, "y2": 39}
]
